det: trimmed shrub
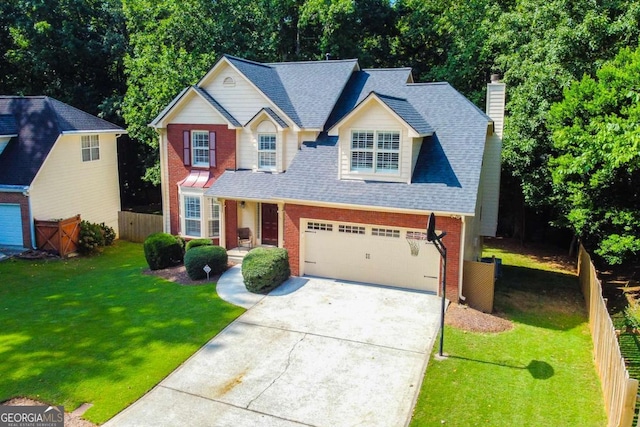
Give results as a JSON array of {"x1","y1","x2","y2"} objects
[
  {"x1": 186, "y1": 238, "x2": 213, "y2": 252},
  {"x1": 242, "y1": 247, "x2": 290, "y2": 293},
  {"x1": 78, "y1": 220, "x2": 105, "y2": 255},
  {"x1": 184, "y1": 245, "x2": 228, "y2": 280},
  {"x1": 143, "y1": 233, "x2": 185, "y2": 270},
  {"x1": 100, "y1": 222, "x2": 116, "y2": 246}
]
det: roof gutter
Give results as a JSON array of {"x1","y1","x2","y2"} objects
[
  {"x1": 0, "y1": 185, "x2": 29, "y2": 193},
  {"x1": 61, "y1": 129, "x2": 127, "y2": 135}
]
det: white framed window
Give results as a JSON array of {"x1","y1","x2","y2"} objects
[
  {"x1": 208, "y1": 200, "x2": 221, "y2": 238},
  {"x1": 350, "y1": 130, "x2": 400, "y2": 173},
  {"x1": 81, "y1": 135, "x2": 100, "y2": 162},
  {"x1": 258, "y1": 133, "x2": 277, "y2": 169},
  {"x1": 192, "y1": 131, "x2": 209, "y2": 167},
  {"x1": 184, "y1": 196, "x2": 201, "y2": 236}
]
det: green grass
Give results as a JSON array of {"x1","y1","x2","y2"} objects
[
  {"x1": 410, "y1": 242, "x2": 607, "y2": 427},
  {"x1": 0, "y1": 241, "x2": 244, "y2": 423}
]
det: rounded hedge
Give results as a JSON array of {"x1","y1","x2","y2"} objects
[
  {"x1": 143, "y1": 232, "x2": 185, "y2": 270},
  {"x1": 186, "y1": 238, "x2": 213, "y2": 252},
  {"x1": 184, "y1": 245, "x2": 228, "y2": 280},
  {"x1": 242, "y1": 247, "x2": 290, "y2": 293}
]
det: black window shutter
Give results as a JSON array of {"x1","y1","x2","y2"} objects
[
  {"x1": 183, "y1": 130, "x2": 190, "y2": 166},
  {"x1": 209, "y1": 132, "x2": 216, "y2": 167}
]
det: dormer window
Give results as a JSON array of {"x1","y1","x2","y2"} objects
[
  {"x1": 258, "y1": 133, "x2": 277, "y2": 170},
  {"x1": 350, "y1": 130, "x2": 399, "y2": 173}
]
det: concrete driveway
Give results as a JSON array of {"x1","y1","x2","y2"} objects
[{"x1": 105, "y1": 269, "x2": 442, "y2": 427}]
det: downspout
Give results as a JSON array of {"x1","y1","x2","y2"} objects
[{"x1": 458, "y1": 215, "x2": 467, "y2": 302}]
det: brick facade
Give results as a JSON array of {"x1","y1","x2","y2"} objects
[
  {"x1": 283, "y1": 204, "x2": 462, "y2": 296},
  {"x1": 0, "y1": 192, "x2": 32, "y2": 248},
  {"x1": 166, "y1": 124, "x2": 236, "y2": 235}
]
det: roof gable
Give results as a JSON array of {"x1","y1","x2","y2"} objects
[
  {"x1": 0, "y1": 96, "x2": 124, "y2": 186},
  {"x1": 328, "y1": 92, "x2": 433, "y2": 137},
  {"x1": 150, "y1": 86, "x2": 241, "y2": 128}
]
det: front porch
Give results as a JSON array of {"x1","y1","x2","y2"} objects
[{"x1": 227, "y1": 245, "x2": 276, "y2": 264}]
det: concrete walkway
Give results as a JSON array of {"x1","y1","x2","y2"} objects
[{"x1": 104, "y1": 271, "x2": 442, "y2": 427}]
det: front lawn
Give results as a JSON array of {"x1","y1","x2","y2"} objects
[
  {"x1": 410, "y1": 240, "x2": 607, "y2": 426},
  {"x1": 0, "y1": 241, "x2": 244, "y2": 423}
]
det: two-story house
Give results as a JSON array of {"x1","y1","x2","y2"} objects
[{"x1": 151, "y1": 55, "x2": 504, "y2": 298}]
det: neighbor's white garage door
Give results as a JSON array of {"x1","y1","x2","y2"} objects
[
  {"x1": 0, "y1": 204, "x2": 23, "y2": 246},
  {"x1": 302, "y1": 220, "x2": 440, "y2": 292}
]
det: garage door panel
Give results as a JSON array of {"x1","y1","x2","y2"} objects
[
  {"x1": 303, "y1": 220, "x2": 439, "y2": 293},
  {"x1": 0, "y1": 204, "x2": 24, "y2": 246}
]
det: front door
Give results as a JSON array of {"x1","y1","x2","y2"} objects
[{"x1": 261, "y1": 203, "x2": 278, "y2": 246}]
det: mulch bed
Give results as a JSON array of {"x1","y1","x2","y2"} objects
[
  {"x1": 445, "y1": 303, "x2": 513, "y2": 333},
  {"x1": 143, "y1": 263, "x2": 232, "y2": 285}
]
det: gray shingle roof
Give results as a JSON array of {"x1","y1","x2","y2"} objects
[
  {"x1": 371, "y1": 93, "x2": 433, "y2": 135},
  {"x1": 0, "y1": 96, "x2": 124, "y2": 186},
  {"x1": 205, "y1": 170, "x2": 283, "y2": 200},
  {"x1": 0, "y1": 114, "x2": 18, "y2": 136},
  {"x1": 271, "y1": 81, "x2": 490, "y2": 215},
  {"x1": 225, "y1": 55, "x2": 358, "y2": 129}
]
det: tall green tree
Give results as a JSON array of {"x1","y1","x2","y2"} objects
[
  {"x1": 0, "y1": 0, "x2": 127, "y2": 120},
  {"x1": 488, "y1": 0, "x2": 640, "y2": 237},
  {"x1": 549, "y1": 46, "x2": 640, "y2": 264}
]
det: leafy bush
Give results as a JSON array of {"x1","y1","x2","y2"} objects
[
  {"x1": 143, "y1": 233, "x2": 184, "y2": 270},
  {"x1": 625, "y1": 301, "x2": 640, "y2": 330},
  {"x1": 242, "y1": 248, "x2": 290, "y2": 293},
  {"x1": 100, "y1": 222, "x2": 116, "y2": 246},
  {"x1": 78, "y1": 220, "x2": 105, "y2": 255},
  {"x1": 185, "y1": 238, "x2": 213, "y2": 252},
  {"x1": 184, "y1": 245, "x2": 227, "y2": 280}
]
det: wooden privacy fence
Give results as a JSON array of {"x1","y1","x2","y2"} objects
[
  {"x1": 35, "y1": 214, "x2": 81, "y2": 257},
  {"x1": 578, "y1": 244, "x2": 639, "y2": 427},
  {"x1": 118, "y1": 211, "x2": 163, "y2": 243}
]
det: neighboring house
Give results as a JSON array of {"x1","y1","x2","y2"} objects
[
  {"x1": 151, "y1": 55, "x2": 505, "y2": 298},
  {"x1": 0, "y1": 96, "x2": 125, "y2": 249}
]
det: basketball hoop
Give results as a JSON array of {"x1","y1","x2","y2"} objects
[{"x1": 406, "y1": 231, "x2": 428, "y2": 256}]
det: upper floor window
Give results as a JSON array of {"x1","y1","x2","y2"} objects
[
  {"x1": 192, "y1": 131, "x2": 209, "y2": 167},
  {"x1": 350, "y1": 130, "x2": 400, "y2": 173},
  {"x1": 183, "y1": 130, "x2": 216, "y2": 168},
  {"x1": 258, "y1": 133, "x2": 277, "y2": 170},
  {"x1": 81, "y1": 135, "x2": 99, "y2": 162}
]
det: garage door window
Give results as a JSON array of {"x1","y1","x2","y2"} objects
[
  {"x1": 307, "y1": 222, "x2": 333, "y2": 231},
  {"x1": 338, "y1": 224, "x2": 365, "y2": 234},
  {"x1": 372, "y1": 228, "x2": 400, "y2": 238}
]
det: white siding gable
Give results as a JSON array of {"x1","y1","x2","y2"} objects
[
  {"x1": 200, "y1": 63, "x2": 277, "y2": 126},
  {"x1": 30, "y1": 134, "x2": 121, "y2": 233},
  {"x1": 336, "y1": 101, "x2": 412, "y2": 183},
  {"x1": 170, "y1": 93, "x2": 228, "y2": 125}
]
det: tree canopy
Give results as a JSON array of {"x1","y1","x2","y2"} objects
[
  {"x1": 549, "y1": 46, "x2": 640, "y2": 264},
  {"x1": 2, "y1": 0, "x2": 640, "y2": 264}
]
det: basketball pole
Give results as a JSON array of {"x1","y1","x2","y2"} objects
[
  {"x1": 426, "y1": 212, "x2": 447, "y2": 359},
  {"x1": 433, "y1": 239, "x2": 447, "y2": 358}
]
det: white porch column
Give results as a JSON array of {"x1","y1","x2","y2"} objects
[
  {"x1": 219, "y1": 199, "x2": 226, "y2": 249},
  {"x1": 277, "y1": 202, "x2": 285, "y2": 248}
]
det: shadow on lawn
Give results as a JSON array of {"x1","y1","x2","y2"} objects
[
  {"x1": 448, "y1": 355, "x2": 555, "y2": 380},
  {"x1": 0, "y1": 257, "x2": 244, "y2": 420},
  {"x1": 493, "y1": 265, "x2": 588, "y2": 332}
]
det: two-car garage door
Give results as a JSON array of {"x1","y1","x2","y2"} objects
[
  {"x1": 302, "y1": 219, "x2": 440, "y2": 293},
  {"x1": 0, "y1": 204, "x2": 23, "y2": 246}
]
